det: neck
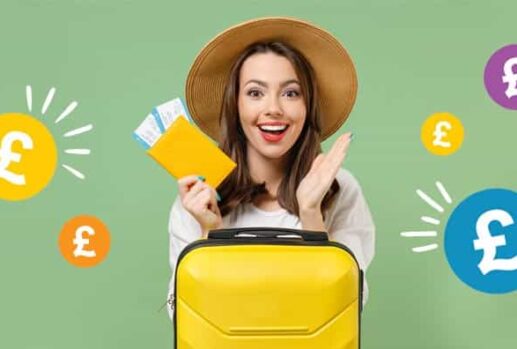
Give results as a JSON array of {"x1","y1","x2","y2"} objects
[{"x1": 247, "y1": 145, "x2": 287, "y2": 198}]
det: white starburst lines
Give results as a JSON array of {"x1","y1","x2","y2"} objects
[
  {"x1": 401, "y1": 181, "x2": 453, "y2": 253},
  {"x1": 25, "y1": 85, "x2": 93, "y2": 180}
]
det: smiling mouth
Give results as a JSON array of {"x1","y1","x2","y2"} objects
[
  {"x1": 257, "y1": 125, "x2": 290, "y2": 134},
  {"x1": 257, "y1": 125, "x2": 290, "y2": 142}
]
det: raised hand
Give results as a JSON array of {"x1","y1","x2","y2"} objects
[{"x1": 296, "y1": 132, "x2": 352, "y2": 213}]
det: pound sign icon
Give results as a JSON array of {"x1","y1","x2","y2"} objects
[
  {"x1": 0, "y1": 131, "x2": 33, "y2": 185},
  {"x1": 73, "y1": 225, "x2": 97, "y2": 258},
  {"x1": 59, "y1": 215, "x2": 110, "y2": 267},
  {"x1": 432, "y1": 121, "x2": 452, "y2": 148},
  {"x1": 473, "y1": 209, "x2": 517, "y2": 275},
  {"x1": 502, "y1": 57, "x2": 517, "y2": 99}
]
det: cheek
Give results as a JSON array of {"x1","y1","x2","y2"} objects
[
  {"x1": 290, "y1": 109, "x2": 307, "y2": 141},
  {"x1": 286, "y1": 101, "x2": 306, "y2": 119},
  {"x1": 292, "y1": 106, "x2": 307, "y2": 128},
  {"x1": 237, "y1": 112, "x2": 256, "y2": 141},
  {"x1": 238, "y1": 112, "x2": 255, "y2": 133},
  {"x1": 238, "y1": 97, "x2": 257, "y2": 123}
]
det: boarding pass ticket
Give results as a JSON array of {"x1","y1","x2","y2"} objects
[{"x1": 133, "y1": 97, "x2": 192, "y2": 149}]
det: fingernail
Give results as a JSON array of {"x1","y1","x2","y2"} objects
[
  {"x1": 215, "y1": 191, "x2": 222, "y2": 202},
  {"x1": 197, "y1": 175, "x2": 206, "y2": 182}
]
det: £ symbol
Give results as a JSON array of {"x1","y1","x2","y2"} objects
[
  {"x1": 421, "y1": 112, "x2": 464, "y2": 156},
  {"x1": 73, "y1": 225, "x2": 97, "y2": 258},
  {"x1": 59, "y1": 215, "x2": 110, "y2": 268},
  {"x1": 473, "y1": 209, "x2": 517, "y2": 275},
  {"x1": 432, "y1": 121, "x2": 452, "y2": 148},
  {"x1": 502, "y1": 57, "x2": 517, "y2": 99},
  {"x1": 0, "y1": 131, "x2": 33, "y2": 185}
]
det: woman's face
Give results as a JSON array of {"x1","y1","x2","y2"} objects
[{"x1": 238, "y1": 52, "x2": 307, "y2": 162}]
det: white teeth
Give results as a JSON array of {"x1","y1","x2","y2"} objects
[{"x1": 258, "y1": 125, "x2": 288, "y2": 131}]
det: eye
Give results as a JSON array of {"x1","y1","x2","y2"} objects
[
  {"x1": 246, "y1": 89, "x2": 263, "y2": 98},
  {"x1": 283, "y1": 89, "x2": 300, "y2": 98}
]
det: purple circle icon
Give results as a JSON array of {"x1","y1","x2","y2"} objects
[{"x1": 484, "y1": 44, "x2": 517, "y2": 110}]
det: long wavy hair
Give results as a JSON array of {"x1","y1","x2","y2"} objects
[{"x1": 216, "y1": 41, "x2": 339, "y2": 220}]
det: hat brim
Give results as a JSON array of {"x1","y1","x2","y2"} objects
[{"x1": 185, "y1": 16, "x2": 358, "y2": 142}]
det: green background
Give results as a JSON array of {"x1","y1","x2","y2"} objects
[{"x1": 1, "y1": 0, "x2": 516, "y2": 348}]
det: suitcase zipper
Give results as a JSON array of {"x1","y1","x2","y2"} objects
[
  {"x1": 168, "y1": 293, "x2": 175, "y2": 312},
  {"x1": 158, "y1": 293, "x2": 176, "y2": 313}
]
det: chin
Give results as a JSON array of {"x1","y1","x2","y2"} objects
[
  {"x1": 258, "y1": 147, "x2": 290, "y2": 160},
  {"x1": 248, "y1": 136, "x2": 295, "y2": 161}
]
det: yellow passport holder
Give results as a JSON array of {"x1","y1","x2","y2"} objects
[{"x1": 147, "y1": 116, "x2": 236, "y2": 188}]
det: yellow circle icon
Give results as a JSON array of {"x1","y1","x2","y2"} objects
[
  {"x1": 0, "y1": 113, "x2": 57, "y2": 200},
  {"x1": 58, "y1": 215, "x2": 111, "y2": 268},
  {"x1": 421, "y1": 112, "x2": 464, "y2": 156}
]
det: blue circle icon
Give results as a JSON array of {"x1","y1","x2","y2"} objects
[{"x1": 444, "y1": 188, "x2": 517, "y2": 294}]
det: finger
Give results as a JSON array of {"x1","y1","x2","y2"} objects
[
  {"x1": 191, "y1": 187, "x2": 213, "y2": 213},
  {"x1": 178, "y1": 175, "x2": 203, "y2": 197},
  {"x1": 183, "y1": 180, "x2": 207, "y2": 204},
  {"x1": 332, "y1": 136, "x2": 350, "y2": 163},
  {"x1": 322, "y1": 133, "x2": 351, "y2": 170},
  {"x1": 208, "y1": 187, "x2": 220, "y2": 214},
  {"x1": 335, "y1": 133, "x2": 352, "y2": 161},
  {"x1": 203, "y1": 187, "x2": 219, "y2": 214},
  {"x1": 327, "y1": 132, "x2": 351, "y2": 159},
  {"x1": 312, "y1": 139, "x2": 350, "y2": 186},
  {"x1": 326, "y1": 144, "x2": 349, "y2": 175},
  {"x1": 309, "y1": 153, "x2": 325, "y2": 173},
  {"x1": 340, "y1": 132, "x2": 352, "y2": 153},
  {"x1": 315, "y1": 135, "x2": 346, "y2": 175}
]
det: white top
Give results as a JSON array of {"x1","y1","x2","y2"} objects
[{"x1": 166, "y1": 168, "x2": 375, "y2": 320}]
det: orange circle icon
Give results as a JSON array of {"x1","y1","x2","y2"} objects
[{"x1": 58, "y1": 215, "x2": 110, "y2": 268}]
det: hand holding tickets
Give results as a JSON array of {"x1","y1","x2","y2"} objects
[{"x1": 133, "y1": 98, "x2": 237, "y2": 189}]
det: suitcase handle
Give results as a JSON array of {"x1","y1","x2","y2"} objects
[{"x1": 207, "y1": 227, "x2": 328, "y2": 241}]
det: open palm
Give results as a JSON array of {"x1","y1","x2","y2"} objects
[{"x1": 296, "y1": 132, "x2": 352, "y2": 212}]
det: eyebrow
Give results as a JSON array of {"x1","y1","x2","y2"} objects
[{"x1": 244, "y1": 79, "x2": 300, "y2": 88}]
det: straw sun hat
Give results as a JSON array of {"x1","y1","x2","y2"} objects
[{"x1": 185, "y1": 16, "x2": 358, "y2": 142}]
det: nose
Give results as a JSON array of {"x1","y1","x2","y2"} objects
[{"x1": 265, "y1": 95, "x2": 283, "y2": 117}]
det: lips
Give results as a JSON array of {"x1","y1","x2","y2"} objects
[
  {"x1": 257, "y1": 121, "x2": 289, "y2": 126},
  {"x1": 257, "y1": 124, "x2": 289, "y2": 142}
]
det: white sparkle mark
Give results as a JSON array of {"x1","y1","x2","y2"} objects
[
  {"x1": 41, "y1": 87, "x2": 56, "y2": 115},
  {"x1": 421, "y1": 216, "x2": 440, "y2": 225},
  {"x1": 63, "y1": 124, "x2": 93, "y2": 138},
  {"x1": 436, "y1": 181, "x2": 452, "y2": 204},
  {"x1": 26, "y1": 85, "x2": 32, "y2": 112},
  {"x1": 412, "y1": 244, "x2": 438, "y2": 253},
  {"x1": 417, "y1": 189, "x2": 444, "y2": 213},
  {"x1": 55, "y1": 101, "x2": 78, "y2": 124},
  {"x1": 64, "y1": 149, "x2": 91, "y2": 155},
  {"x1": 62, "y1": 164, "x2": 85, "y2": 180}
]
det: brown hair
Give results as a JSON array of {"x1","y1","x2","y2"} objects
[{"x1": 216, "y1": 41, "x2": 339, "y2": 220}]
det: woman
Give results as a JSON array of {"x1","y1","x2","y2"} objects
[{"x1": 166, "y1": 17, "x2": 375, "y2": 320}]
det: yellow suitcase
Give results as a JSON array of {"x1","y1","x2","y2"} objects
[{"x1": 172, "y1": 227, "x2": 363, "y2": 349}]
